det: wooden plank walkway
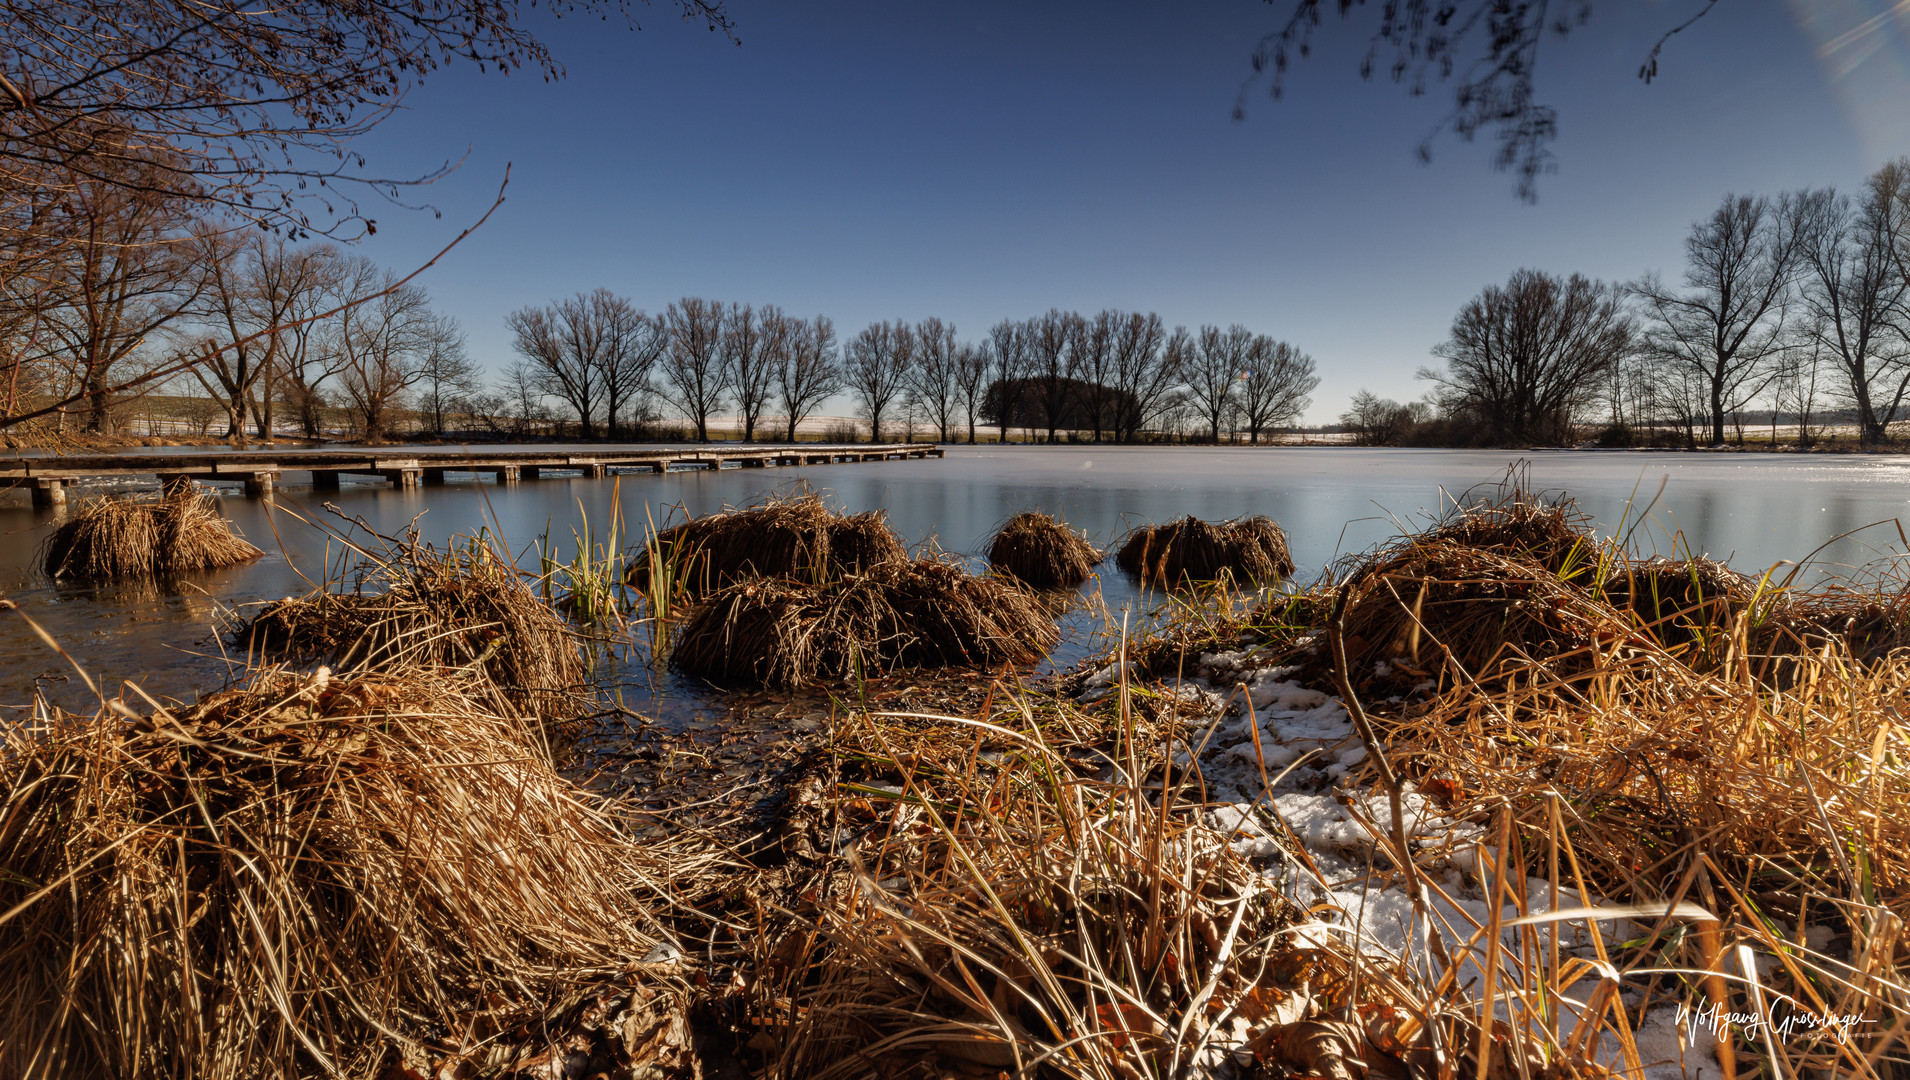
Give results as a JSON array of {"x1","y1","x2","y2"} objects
[{"x1": 0, "y1": 443, "x2": 944, "y2": 508}]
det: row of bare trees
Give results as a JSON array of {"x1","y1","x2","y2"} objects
[
  {"x1": 834, "y1": 309, "x2": 1317, "y2": 445},
  {"x1": 504, "y1": 295, "x2": 843, "y2": 442},
  {"x1": 0, "y1": 163, "x2": 471, "y2": 443},
  {"x1": 498, "y1": 299, "x2": 1318, "y2": 444},
  {"x1": 1348, "y1": 158, "x2": 1910, "y2": 448}
]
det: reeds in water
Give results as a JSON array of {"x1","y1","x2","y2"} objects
[
  {"x1": 41, "y1": 483, "x2": 262, "y2": 581},
  {"x1": 626, "y1": 492, "x2": 906, "y2": 596},
  {"x1": 1115, "y1": 514, "x2": 1294, "y2": 586},
  {"x1": 241, "y1": 532, "x2": 585, "y2": 719},
  {"x1": 0, "y1": 666, "x2": 718, "y2": 1080},
  {"x1": 670, "y1": 556, "x2": 1060, "y2": 688},
  {"x1": 987, "y1": 510, "x2": 1103, "y2": 588}
]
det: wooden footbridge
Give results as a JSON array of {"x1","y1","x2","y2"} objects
[{"x1": 1, "y1": 442, "x2": 944, "y2": 508}]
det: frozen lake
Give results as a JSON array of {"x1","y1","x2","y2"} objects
[{"x1": 6, "y1": 444, "x2": 1910, "y2": 715}]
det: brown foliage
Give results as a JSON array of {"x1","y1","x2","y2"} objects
[
  {"x1": 41, "y1": 484, "x2": 262, "y2": 581},
  {"x1": 1115, "y1": 515, "x2": 1294, "y2": 585},
  {"x1": 986, "y1": 510, "x2": 1103, "y2": 588},
  {"x1": 240, "y1": 535, "x2": 583, "y2": 720},
  {"x1": 671, "y1": 557, "x2": 1059, "y2": 688},
  {"x1": 628, "y1": 493, "x2": 907, "y2": 596},
  {"x1": 0, "y1": 668, "x2": 715, "y2": 1080}
]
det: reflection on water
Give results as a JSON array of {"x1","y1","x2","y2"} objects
[{"x1": 6, "y1": 446, "x2": 1910, "y2": 716}]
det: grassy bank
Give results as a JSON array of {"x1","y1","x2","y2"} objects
[{"x1": 1, "y1": 493, "x2": 1903, "y2": 1077}]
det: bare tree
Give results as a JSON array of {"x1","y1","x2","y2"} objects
[
  {"x1": 775, "y1": 313, "x2": 840, "y2": 443},
  {"x1": 1631, "y1": 192, "x2": 1807, "y2": 446},
  {"x1": 984, "y1": 319, "x2": 1026, "y2": 443},
  {"x1": 1776, "y1": 332, "x2": 1828, "y2": 449},
  {"x1": 273, "y1": 245, "x2": 349, "y2": 437},
  {"x1": 953, "y1": 341, "x2": 990, "y2": 444},
  {"x1": 414, "y1": 319, "x2": 477, "y2": 435},
  {"x1": 507, "y1": 294, "x2": 604, "y2": 437},
  {"x1": 1339, "y1": 389, "x2": 1422, "y2": 445},
  {"x1": 722, "y1": 303, "x2": 772, "y2": 442},
  {"x1": 1423, "y1": 268, "x2": 1634, "y2": 445},
  {"x1": 1074, "y1": 310, "x2": 1117, "y2": 442},
  {"x1": 1026, "y1": 309, "x2": 1078, "y2": 443},
  {"x1": 846, "y1": 320, "x2": 911, "y2": 443},
  {"x1": 600, "y1": 299, "x2": 665, "y2": 440},
  {"x1": 1108, "y1": 312, "x2": 1174, "y2": 442},
  {"x1": 188, "y1": 227, "x2": 340, "y2": 442},
  {"x1": 663, "y1": 297, "x2": 728, "y2": 442},
  {"x1": 0, "y1": 0, "x2": 732, "y2": 235},
  {"x1": 1185, "y1": 325, "x2": 1251, "y2": 443},
  {"x1": 332, "y1": 257, "x2": 448, "y2": 441},
  {"x1": 908, "y1": 316, "x2": 961, "y2": 441},
  {"x1": 1236, "y1": 336, "x2": 1318, "y2": 443},
  {"x1": 1796, "y1": 163, "x2": 1910, "y2": 445},
  {"x1": 39, "y1": 162, "x2": 200, "y2": 432}
]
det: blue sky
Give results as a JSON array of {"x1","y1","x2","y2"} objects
[{"x1": 344, "y1": 0, "x2": 1910, "y2": 424}]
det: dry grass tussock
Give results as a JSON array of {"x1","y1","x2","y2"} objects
[
  {"x1": 0, "y1": 666, "x2": 726, "y2": 1080},
  {"x1": 1110, "y1": 490, "x2": 1910, "y2": 1075},
  {"x1": 1332, "y1": 490, "x2": 1910, "y2": 697},
  {"x1": 1364, "y1": 619, "x2": 1909, "y2": 1077},
  {"x1": 41, "y1": 483, "x2": 262, "y2": 581},
  {"x1": 732, "y1": 699, "x2": 1609, "y2": 1079},
  {"x1": 626, "y1": 491, "x2": 906, "y2": 595},
  {"x1": 1115, "y1": 515, "x2": 1294, "y2": 586},
  {"x1": 239, "y1": 531, "x2": 585, "y2": 720},
  {"x1": 987, "y1": 510, "x2": 1104, "y2": 589},
  {"x1": 671, "y1": 556, "x2": 1059, "y2": 688},
  {"x1": 1336, "y1": 540, "x2": 1622, "y2": 698},
  {"x1": 1412, "y1": 490, "x2": 1594, "y2": 573}
]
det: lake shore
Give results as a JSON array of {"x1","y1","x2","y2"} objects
[{"x1": 2, "y1": 484, "x2": 1902, "y2": 1078}]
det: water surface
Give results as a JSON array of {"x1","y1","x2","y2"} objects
[{"x1": 6, "y1": 445, "x2": 1908, "y2": 716}]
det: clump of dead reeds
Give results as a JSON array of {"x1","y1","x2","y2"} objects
[
  {"x1": 986, "y1": 510, "x2": 1103, "y2": 588},
  {"x1": 0, "y1": 667, "x2": 720, "y2": 1080},
  {"x1": 41, "y1": 483, "x2": 262, "y2": 581},
  {"x1": 671, "y1": 556, "x2": 1059, "y2": 688},
  {"x1": 1601, "y1": 555, "x2": 1765, "y2": 668},
  {"x1": 240, "y1": 533, "x2": 584, "y2": 719},
  {"x1": 731, "y1": 696, "x2": 1609, "y2": 1079},
  {"x1": 1333, "y1": 539, "x2": 1621, "y2": 697},
  {"x1": 1367, "y1": 626, "x2": 1909, "y2": 1077},
  {"x1": 1416, "y1": 489, "x2": 1594, "y2": 573},
  {"x1": 1114, "y1": 514, "x2": 1294, "y2": 585},
  {"x1": 626, "y1": 492, "x2": 906, "y2": 596}
]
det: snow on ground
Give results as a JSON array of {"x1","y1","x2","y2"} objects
[{"x1": 1091, "y1": 657, "x2": 1723, "y2": 1079}]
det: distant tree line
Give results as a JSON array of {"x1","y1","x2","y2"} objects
[
  {"x1": 1347, "y1": 158, "x2": 1910, "y2": 449},
  {"x1": 503, "y1": 302, "x2": 1319, "y2": 444}
]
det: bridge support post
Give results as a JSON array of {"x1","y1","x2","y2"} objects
[
  {"x1": 243, "y1": 471, "x2": 277, "y2": 499},
  {"x1": 585, "y1": 463, "x2": 607, "y2": 479},
  {"x1": 740, "y1": 457, "x2": 767, "y2": 468},
  {"x1": 382, "y1": 468, "x2": 422, "y2": 490},
  {"x1": 311, "y1": 470, "x2": 341, "y2": 490},
  {"x1": 30, "y1": 477, "x2": 64, "y2": 509},
  {"x1": 496, "y1": 466, "x2": 520, "y2": 485}
]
